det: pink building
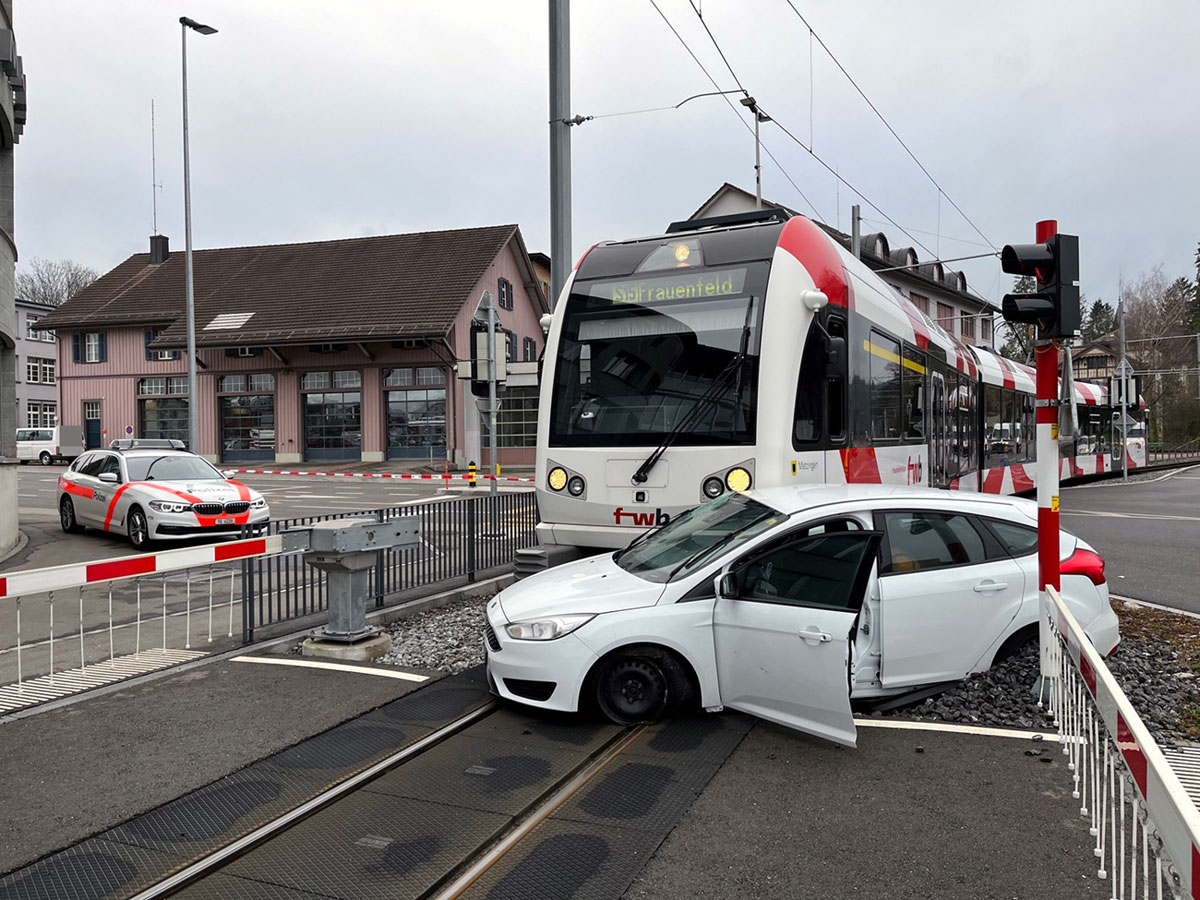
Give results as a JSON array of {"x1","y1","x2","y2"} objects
[{"x1": 40, "y1": 225, "x2": 548, "y2": 467}]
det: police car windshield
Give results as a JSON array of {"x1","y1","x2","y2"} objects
[{"x1": 126, "y1": 455, "x2": 224, "y2": 482}]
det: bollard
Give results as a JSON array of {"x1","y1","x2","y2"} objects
[
  {"x1": 298, "y1": 517, "x2": 420, "y2": 661},
  {"x1": 443, "y1": 459, "x2": 450, "y2": 490},
  {"x1": 468, "y1": 460, "x2": 477, "y2": 488}
]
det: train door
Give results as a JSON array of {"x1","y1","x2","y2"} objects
[{"x1": 929, "y1": 371, "x2": 946, "y2": 486}]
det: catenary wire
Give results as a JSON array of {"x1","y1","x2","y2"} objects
[{"x1": 781, "y1": 0, "x2": 997, "y2": 251}]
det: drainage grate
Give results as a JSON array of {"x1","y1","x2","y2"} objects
[
  {"x1": 0, "y1": 649, "x2": 208, "y2": 715},
  {"x1": 1163, "y1": 743, "x2": 1200, "y2": 809}
]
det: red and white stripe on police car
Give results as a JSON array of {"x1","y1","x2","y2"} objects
[
  {"x1": 225, "y1": 469, "x2": 536, "y2": 483},
  {"x1": 0, "y1": 534, "x2": 283, "y2": 599},
  {"x1": 1050, "y1": 585, "x2": 1200, "y2": 896}
]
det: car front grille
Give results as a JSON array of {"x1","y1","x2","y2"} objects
[
  {"x1": 223, "y1": 501, "x2": 250, "y2": 514},
  {"x1": 484, "y1": 622, "x2": 501, "y2": 652},
  {"x1": 193, "y1": 503, "x2": 225, "y2": 516}
]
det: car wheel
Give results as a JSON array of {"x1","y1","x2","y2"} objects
[
  {"x1": 992, "y1": 625, "x2": 1038, "y2": 666},
  {"x1": 594, "y1": 648, "x2": 687, "y2": 726},
  {"x1": 127, "y1": 506, "x2": 153, "y2": 551},
  {"x1": 39, "y1": 451, "x2": 53, "y2": 466},
  {"x1": 60, "y1": 497, "x2": 85, "y2": 534}
]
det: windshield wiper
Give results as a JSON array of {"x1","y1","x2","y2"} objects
[
  {"x1": 667, "y1": 518, "x2": 766, "y2": 581},
  {"x1": 631, "y1": 296, "x2": 756, "y2": 486}
]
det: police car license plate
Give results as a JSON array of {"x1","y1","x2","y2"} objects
[{"x1": 216, "y1": 517, "x2": 235, "y2": 525}]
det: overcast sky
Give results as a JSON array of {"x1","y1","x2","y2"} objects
[{"x1": 16, "y1": 1, "x2": 1200, "y2": 307}]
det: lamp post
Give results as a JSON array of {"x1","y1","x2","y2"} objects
[
  {"x1": 738, "y1": 96, "x2": 770, "y2": 209},
  {"x1": 180, "y1": 15, "x2": 217, "y2": 453}
]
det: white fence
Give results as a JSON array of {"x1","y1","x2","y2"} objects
[{"x1": 1047, "y1": 585, "x2": 1200, "y2": 898}]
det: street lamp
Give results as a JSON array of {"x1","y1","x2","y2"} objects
[
  {"x1": 180, "y1": 15, "x2": 217, "y2": 454},
  {"x1": 738, "y1": 96, "x2": 771, "y2": 210}
]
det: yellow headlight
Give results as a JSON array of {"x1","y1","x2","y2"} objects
[
  {"x1": 548, "y1": 467, "x2": 568, "y2": 491},
  {"x1": 674, "y1": 243, "x2": 690, "y2": 263},
  {"x1": 725, "y1": 467, "x2": 752, "y2": 493}
]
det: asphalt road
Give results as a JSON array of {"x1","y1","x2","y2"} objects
[{"x1": 1060, "y1": 464, "x2": 1200, "y2": 614}]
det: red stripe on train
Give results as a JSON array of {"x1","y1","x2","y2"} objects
[
  {"x1": 777, "y1": 216, "x2": 852, "y2": 310},
  {"x1": 839, "y1": 448, "x2": 881, "y2": 483}
]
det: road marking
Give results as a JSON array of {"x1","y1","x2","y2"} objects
[
  {"x1": 1061, "y1": 509, "x2": 1200, "y2": 522},
  {"x1": 231, "y1": 655, "x2": 428, "y2": 681},
  {"x1": 856, "y1": 718, "x2": 1061, "y2": 741},
  {"x1": 1110, "y1": 594, "x2": 1200, "y2": 620}
]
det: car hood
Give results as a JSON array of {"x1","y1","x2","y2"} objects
[
  {"x1": 497, "y1": 553, "x2": 666, "y2": 622},
  {"x1": 136, "y1": 480, "x2": 263, "y2": 503}
]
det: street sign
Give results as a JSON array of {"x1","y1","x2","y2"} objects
[{"x1": 1113, "y1": 411, "x2": 1137, "y2": 428}]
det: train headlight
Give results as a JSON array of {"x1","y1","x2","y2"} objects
[
  {"x1": 725, "y1": 467, "x2": 752, "y2": 493},
  {"x1": 702, "y1": 477, "x2": 725, "y2": 499},
  {"x1": 567, "y1": 475, "x2": 586, "y2": 496},
  {"x1": 548, "y1": 467, "x2": 568, "y2": 491}
]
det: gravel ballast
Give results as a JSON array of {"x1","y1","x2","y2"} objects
[{"x1": 369, "y1": 595, "x2": 1200, "y2": 744}]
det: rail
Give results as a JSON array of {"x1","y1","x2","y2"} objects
[{"x1": 1046, "y1": 585, "x2": 1200, "y2": 898}]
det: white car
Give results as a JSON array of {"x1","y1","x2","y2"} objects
[
  {"x1": 58, "y1": 439, "x2": 270, "y2": 550},
  {"x1": 485, "y1": 484, "x2": 1119, "y2": 747}
]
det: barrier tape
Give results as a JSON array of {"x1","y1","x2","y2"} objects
[
  {"x1": 225, "y1": 469, "x2": 536, "y2": 483},
  {"x1": 0, "y1": 535, "x2": 284, "y2": 599}
]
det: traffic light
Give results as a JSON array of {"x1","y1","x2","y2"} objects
[{"x1": 1000, "y1": 232, "x2": 1080, "y2": 340}]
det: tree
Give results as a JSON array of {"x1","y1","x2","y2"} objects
[
  {"x1": 15, "y1": 257, "x2": 98, "y2": 307},
  {"x1": 1082, "y1": 298, "x2": 1116, "y2": 342}
]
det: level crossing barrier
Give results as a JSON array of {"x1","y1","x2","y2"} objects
[
  {"x1": 240, "y1": 490, "x2": 539, "y2": 641},
  {"x1": 1046, "y1": 585, "x2": 1200, "y2": 898}
]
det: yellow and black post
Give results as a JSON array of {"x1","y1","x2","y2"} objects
[{"x1": 468, "y1": 460, "x2": 477, "y2": 488}]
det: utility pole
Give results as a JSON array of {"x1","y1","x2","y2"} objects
[
  {"x1": 851, "y1": 204, "x2": 861, "y2": 259},
  {"x1": 548, "y1": 0, "x2": 571, "y2": 311},
  {"x1": 739, "y1": 96, "x2": 770, "y2": 209},
  {"x1": 1118, "y1": 299, "x2": 1129, "y2": 482},
  {"x1": 486, "y1": 292, "x2": 499, "y2": 529}
]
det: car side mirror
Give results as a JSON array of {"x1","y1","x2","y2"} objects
[
  {"x1": 715, "y1": 572, "x2": 737, "y2": 599},
  {"x1": 98, "y1": 472, "x2": 119, "y2": 484},
  {"x1": 825, "y1": 336, "x2": 846, "y2": 381}
]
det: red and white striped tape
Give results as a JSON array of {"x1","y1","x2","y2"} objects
[
  {"x1": 1051, "y1": 586, "x2": 1200, "y2": 896},
  {"x1": 226, "y1": 469, "x2": 536, "y2": 483},
  {"x1": 0, "y1": 535, "x2": 283, "y2": 599}
]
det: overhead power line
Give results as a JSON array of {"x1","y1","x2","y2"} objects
[{"x1": 780, "y1": 0, "x2": 996, "y2": 251}]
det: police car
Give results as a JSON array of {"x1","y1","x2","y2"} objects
[{"x1": 58, "y1": 439, "x2": 270, "y2": 550}]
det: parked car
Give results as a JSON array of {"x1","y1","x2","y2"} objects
[
  {"x1": 16, "y1": 425, "x2": 84, "y2": 466},
  {"x1": 484, "y1": 484, "x2": 1118, "y2": 746},
  {"x1": 58, "y1": 439, "x2": 269, "y2": 550}
]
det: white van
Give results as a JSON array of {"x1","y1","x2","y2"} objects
[{"x1": 15, "y1": 425, "x2": 84, "y2": 466}]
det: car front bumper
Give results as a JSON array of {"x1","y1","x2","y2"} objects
[
  {"x1": 148, "y1": 508, "x2": 271, "y2": 541},
  {"x1": 484, "y1": 605, "x2": 597, "y2": 713}
]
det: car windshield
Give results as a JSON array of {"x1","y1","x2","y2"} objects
[
  {"x1": 614, "y1": 492, "x2": 785, "y2": 584},
  {"x1": 126, "y1": 455, "x2": 225, "y2": 482}
]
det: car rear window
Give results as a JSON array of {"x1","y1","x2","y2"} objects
[{"x1": 984, "y1": 519, "x2": 1039, "y2": 557}]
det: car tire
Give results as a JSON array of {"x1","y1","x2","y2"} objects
[
  {"x1": 594, "y1": 647, "x2": 689, "y2": 726},
  {"x1": 127, "y1": 506, "x2": 153, "y2": 552},
  {"x1": 39, "y1": 451, "x2": 53, "y2": 466},
  {"x1": 992, "y1": 624, "x2": 1038, "y2": 666},
  {"x1": 60, "y1": 497, "x2": 85, "y2": 534}
]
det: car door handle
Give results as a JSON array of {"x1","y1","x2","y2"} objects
[
  {"x1": 798, "y1": 628, "x2": 832, "y2": 644},
  {"x1": 973, "y1": 581, "x2": 1008, "y2": 592}
]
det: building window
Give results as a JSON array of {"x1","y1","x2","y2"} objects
[
  {"x1": 384, "y1": 368, "x2": 414, "y2": 388},
  {"x1": 26, "y1": 357, "x2": 55, "y2": 384},
  {"x1": 303, "y1": 371, "x2": 362, "y2": 461},
  {"x1": 981, "y1": 317, "x2": 992, "y2": 344},
  {"x1": 523, "y1": 337, "x2": 536, "y2": 361},
  {"x1": 496, "y1": 385, "x2": 539, "y2": 448},
  {"x1": 74, "y1": 331, "x2": 107, "y2": 363},
  {"x1": 84, "y1": 401, "x2": 102, "y2": 420},
  {"x1": 416, "y1": 366, "x2": 446, "y2": 386},
  {"x1": 144, "y1": 329, "x2": 182, "y2": 361},
  {"x1": 137, "y1": 377, "x2": 189, "y2": 444},
  {"x1": 25, "y1": 315, "x2": 38, "y2": 339},
  {"x1": 960, "y1": 310, "x2": 975, "y2": 339},
  {"x1": 498, "y1": 277, "x2": 514, "y2": 310},
  {"x1": 909, "y1": 293, "x2": 929, "y2": 316},
  {"x1": 936, "y1": 303, "x2": 954, "y2": 333},
  {"x1": 27, "y1": 402, "x2": 56, "y2": 427},
  {"x1": 219, "y1": 373, "x2": 276, "y2": 461}
]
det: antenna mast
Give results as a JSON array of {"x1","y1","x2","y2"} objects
[{"x1": 151, "y1": 99, "x2": 162, "y2": 233}]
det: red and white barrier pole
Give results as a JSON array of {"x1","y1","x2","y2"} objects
[{"x1": 1035, "y1": 218, "x2": 1061, "y2": 704}]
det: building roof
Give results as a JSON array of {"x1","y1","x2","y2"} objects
[{"x1": 39, "y1": 224, "x2": 544, "y2": 347}]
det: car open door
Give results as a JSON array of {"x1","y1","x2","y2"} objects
[{"x1": 712, "y1": 531, "x2": 881, "y2": 747}]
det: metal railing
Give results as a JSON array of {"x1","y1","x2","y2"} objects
[
  {"x1": 1046, "y1": 585, "x2": 1200, "y2": 898},
  {"x1": 1146, "y1": 437, "x2": 1200, "y2": 466},
  {"x1": 240, "y1": 491, "x2": 539, "y2": 641}
]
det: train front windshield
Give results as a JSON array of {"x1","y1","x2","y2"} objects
[{"x1": 550, "y1": 263, "x2": 769, "y2": 447}]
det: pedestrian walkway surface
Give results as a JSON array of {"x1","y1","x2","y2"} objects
[{"x1": 0, "y1": 650, "x2": 1108, "y2": 899}]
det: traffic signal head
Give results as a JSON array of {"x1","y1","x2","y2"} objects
[{"x1": 1000, "y1": 233, "x2": 1079, "y2": 340}]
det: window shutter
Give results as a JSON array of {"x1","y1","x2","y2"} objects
[
  {"x1": 145, "y1": 330, "x2": 154, "y2": 361},
  {"x1": 98, "y1": 332, "x2": 107, "y2": 362},
  {"x1": 72, "y1": 333, "x2": 81, "y2": 363}
]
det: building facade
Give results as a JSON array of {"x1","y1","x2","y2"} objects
[
  {"x1": 689, "y1": 184, "x2": 997, "y2": 349},
  {"x1": 0, "y1": 1, "x2": 25, "y2": 553},
  {"x1": 15, "y1": 298, "x2": 57, "y2": 427},
  {"x1": 41, "y1": 226, "x2": 548, "y2": 468}
]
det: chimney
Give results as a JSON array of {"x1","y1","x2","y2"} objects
[{"x1": 150, "y1": 234, "x2": 170, "y2": 265}]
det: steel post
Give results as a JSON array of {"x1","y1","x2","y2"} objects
[{"x1": 1034, "y1": 219, "x2": 1060, "y2": 704}]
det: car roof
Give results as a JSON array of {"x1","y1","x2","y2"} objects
[{"x1": 747, "y1": 483, "x2": 1036, "y2": 521}]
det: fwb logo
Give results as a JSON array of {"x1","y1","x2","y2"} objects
[{"x1": 613, "y1": 507, "x2": 672, "y2": 527}]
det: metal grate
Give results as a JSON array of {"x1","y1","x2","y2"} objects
[{"x1": 1162, "y1": 743, "x2": 1200, "y2": 809}]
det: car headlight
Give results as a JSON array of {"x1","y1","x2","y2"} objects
[
  {"x1": 148, "y1": 499, "x2": 191, "y2": 514},
  {"x1": 251, "y1": 497, "x2": 267, "y2": 509},
  {"x1": 505, "y1": 613, "x2": 595, "y2": 641}
]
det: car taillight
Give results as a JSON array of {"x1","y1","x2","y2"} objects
[{"x1": 1061, "y1": 548, "x2": 1106, "y2": 585}]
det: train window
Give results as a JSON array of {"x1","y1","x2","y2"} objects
[
  {"x1": 869, "y1": 330, "x2": 902, "y2": 442},
  {"x1": 984, "y1": 385, "x2": 1003, "y2": 469},
  {"x1": 902, "y1": 345, "x2": 925, "y2": 439},
  {"x1": 827, "y1": 318, "x2": 846, "y2": 442},
  {"x1": 793, "y1": 320, "x2": 823, "y2": 444}
]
